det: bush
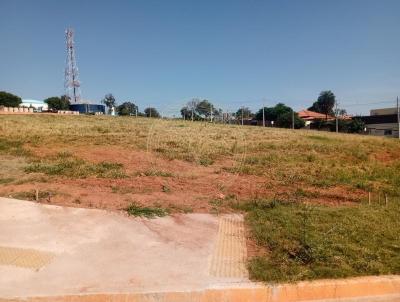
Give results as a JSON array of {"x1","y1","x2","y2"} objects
[
  {"x1": 0, "y1": 91, "x2": 21, "y2": 107},
  {"x1": 44, "y1": 95, "x2": 70, "y2": 111}
]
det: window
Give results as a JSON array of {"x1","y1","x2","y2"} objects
[{"x1": 384, "y1": 129, "x2": 392, "y2": 136}]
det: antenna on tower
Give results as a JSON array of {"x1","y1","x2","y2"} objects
[{"x1": 65, "y1": 28, "x2": 81, "y2": 103}]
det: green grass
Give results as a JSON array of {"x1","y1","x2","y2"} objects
[
  {"x1": 25, "y1": 155, "x2": 126, "y2": 179},
  {"x1": 125, "y1": 203, "x2": 169, "y2": 218},
  {"x1": 237, "y1": 199, "x2": 400, "y2": 283},
  {"x1": 0, "y1": 138, "x2": 31, "y2": 156}
]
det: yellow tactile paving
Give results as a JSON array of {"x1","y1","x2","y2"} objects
[
  {"x1": 209, "y1": 215, "x2": 248, "y2": 278},
  {"x1": 0, "y1": 246, "x2": 54, "y2": 270}
]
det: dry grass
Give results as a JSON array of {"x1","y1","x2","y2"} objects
[
  {"x1": 1, "y1": 114, "x2": 399, "y2": 198},
  {"x1": 1, "y1": 114, "x2": 400, "y2": 282}
]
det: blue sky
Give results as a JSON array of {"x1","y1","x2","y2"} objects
[{"x1": 1, "y1": 0, "x2": 399, "y2": 115}]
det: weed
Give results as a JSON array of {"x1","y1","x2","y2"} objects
[
  {"x1": 167, "y1": 203, "x2": 193, "y2": 213},
  {"x1": 242, "y1": 199, "x2": 400, "y2": 282},
  {"x1": 25, "y1": 157, "x2": 126, "y2": 179},
  {"x1": 162, "y1": 185, "x2": 170, "y2": 193},
  {"x1": 126, "y1": 203, "x2": 169, "y2": 218},
  {"x1": 0, "y1": 177, "x2": 14, "y2": 184},
  {"x1": 9, "y1": 190, "x2": 55, "y2": 201},
  {"x1": 0, "y1": 138, "x2": 31, "y2": 156},
  {"x1": 139, "y1": 169, "x2": 174, "y2": 177}
]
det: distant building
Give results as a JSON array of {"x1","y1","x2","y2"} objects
[
  {"x1": 297, "y1": 109, "x2": 334, "y2": 127},
  {"x1": 360, "y1": 107, "x2": 399, "y2": 138},
  {"x1": 69, "y1": 103, "x2": 105, "y2": 114},
  {"x1": 20, "y1": 99, "x2": 48, "y2": 112}
]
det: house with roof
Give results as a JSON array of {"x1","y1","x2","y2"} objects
[
  {"x1": 20, "y1": 99, "x2": 48, "y2": 112},
  {"x1": 360, "y1": 107, "x2": 399, "y2": 138},
  {"x1": 297, "y1": 109, "x2": 334, "y2": 128}
]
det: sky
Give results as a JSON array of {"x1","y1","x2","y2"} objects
[{"x1": 1, "y1": 0, "x2": 400, "y2": 116}]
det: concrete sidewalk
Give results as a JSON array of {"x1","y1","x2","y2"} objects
[
  {"x1": 2, "y1": 197, "x2": 400, "y2": 302},
  {"x1": 0, "y1": 197, "x2": 249, "y2": 299}
]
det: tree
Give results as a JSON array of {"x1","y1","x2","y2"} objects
[
  {"x1": 0, "y1": 91, "x2": 21, "y2": 107},
  {"x1": 255, "y1": 103, "x2": 292, "y2": 122},
  {"x1": 276, "y1": 111, "x2": 305, "y2": 129},
  {"x1": 180, "y1": 99, "x2": 221, "y2": 121},
  {"x1": 117, "y1": 101, "x2": 138, "y2": 116},
  {"x1": 308, "y1": 91, "x2": 336, "y2": 120},
  {"x1": 181, "y1": 99, "x2": 200, "y2": 120},
  {"x1": 44, "y1": 95, "x2": 70, "y2": 111},
  {"x1": 196, "y1": 100, "x2": 213, "y2": 119},
  {"x1": 236, "y1": 107, "x2": 253, "y2": 119},
  {"x1": 101, "y1": 94, "x2": 116, "y2": 113},
  {"x1": 144, "y1": 107, "x2": 160, "y2": 118},
  {"x1": 347, "y1": 118, "x2": 365, "y2": 133}
]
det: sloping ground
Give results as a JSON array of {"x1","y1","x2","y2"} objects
[
  {"x1": 1, "y1": 115, "x2": 400, "y2": 284},
  {"x1": 1, "y1": 115, "x2": 399, "y2": 214}
]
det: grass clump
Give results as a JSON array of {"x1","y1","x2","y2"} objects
[
  {"x1": 240, "y1": 199, "x2": 400, "y2": 283},
  {"x1": 126, "y1": 203, "x2": 169, "y2": 218},
  {"x1": 25, "y1": 157, "x2": 126, "y2": 179},
  {"x1": 9, "y1": 190, "x2": 55, "y2": 201},
  {"x1": 0, "y1": 138, "x2": 31, "y2": 156},
  {"x1": 139, "y1": 169, "x2": 174, "y2": 177}
]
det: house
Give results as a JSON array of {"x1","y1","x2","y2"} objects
[
  {"x1": 297, "y1": 109, "x2": 334, "y2": 127},
  {"x1": 360, "y1": 107, "x2": 399, "y2": 138},
  {"x1": 20, "y1": 99, "x2": 48, "y2": 112}
]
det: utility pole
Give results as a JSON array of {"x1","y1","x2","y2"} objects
[
  {"x1": 397, "y1": 96, "x2": 400, "y2": 139},
  {"x1": 210, "y1": 105, "x2": 213, "y2": 123},
  {"x1": 335, "y1": 101, "x2": 339, "y2": 133},
  {"x1": 191, "y1": 107, "x2": 194, "y2": 122},
  {"x1": 262, "y1": 105, "x2": 265, "y2": 127},
  {"x1": 292, "y1": 110, "x2": 295, "y2": 129},
  {"x1": 241, "y1": 107, "x2": 244, "y2": 126},
  {"x1": 135, "y1": 106, "x2": 138, "y2": 118}
]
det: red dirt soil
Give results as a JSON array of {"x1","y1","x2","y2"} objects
[{"x1": 0, "y1": 145, "x2": 365, "y2": 213}]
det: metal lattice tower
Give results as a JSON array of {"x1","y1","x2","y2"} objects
[{"x1": 65, "y1": 28, "x2": 81, "y2": 103}]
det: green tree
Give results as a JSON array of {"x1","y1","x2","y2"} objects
[
  {"x1": 236, "y1": 107, "x2": 253, "y2": 119},
  {"x1": 255, "y1": 103, "x2": 292, "y2": 122},
  {"x1": 117, "y1": 102, "x2": 138, "y2": 116},
  {"x1": 308, "y1": 91, "x2": 336, "y2": 120},
  {"x1": 101, "y1": 94, "x2": 116, "y2": 113},
  {"x1": 347, "y1": 118, "x2": 365, "y2": 133},
  {"x1": 196, "y1": 100, "x2": 214, "y2": 119},
  {"x1": 276, "y1": 111, "x2": 305, "y2": 129},
  {"x1": 44, "y1": 95, "x2": 70, "y2": 111},
  {"x1": 0, "y1": 91, "x2": 21, "y2": 107},
  {"x1": 144, "y1": 107, "x2": 160, "y2": 118}
]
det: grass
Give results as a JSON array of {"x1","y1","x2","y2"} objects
[
  {"x1": 236, "y1": 199, "x2": 400, "y2": 282},
  {"x1": 1, "y1": 115, "x2": 399, "y2": 197},
  {"x1": 1, "y1": 115, "x2": 400, "y2": 282},
  {"x1": 9, "y1": 190, "x2": 55, "y2": 201},
  {"x1": 125, "y1": 203, "x2": 169, "y2": 218},
  {"x1": 25, "y1": 153, "x2": 126, "y2": 179}
]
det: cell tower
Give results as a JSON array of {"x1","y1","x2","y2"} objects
[{"x1": 65, "y1": 28, "x2": 81, "y2": 103}]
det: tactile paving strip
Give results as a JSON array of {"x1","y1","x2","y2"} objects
[
  {"x1": 0, "y1": 246, "x2": 54, "y2": 270},
  {"x1": 209, "y1": 215, "x2": 248, "y2": 278}
]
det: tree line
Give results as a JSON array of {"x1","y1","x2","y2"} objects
[{"x1": 0, "y1": 90, "x2": 364, "y2": 132}]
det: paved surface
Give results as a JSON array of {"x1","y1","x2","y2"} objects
[{"x1": 0, "y1": 197, "x2": 249, "y2": 299}]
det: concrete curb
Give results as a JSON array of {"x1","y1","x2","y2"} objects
[{"x1": 2, "y1": 275, "x2": 400, "y2": 302}]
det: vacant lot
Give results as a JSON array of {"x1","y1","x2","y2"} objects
[{"x1": 1, "y1": 114, "x2": 399, "y2": 281}]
